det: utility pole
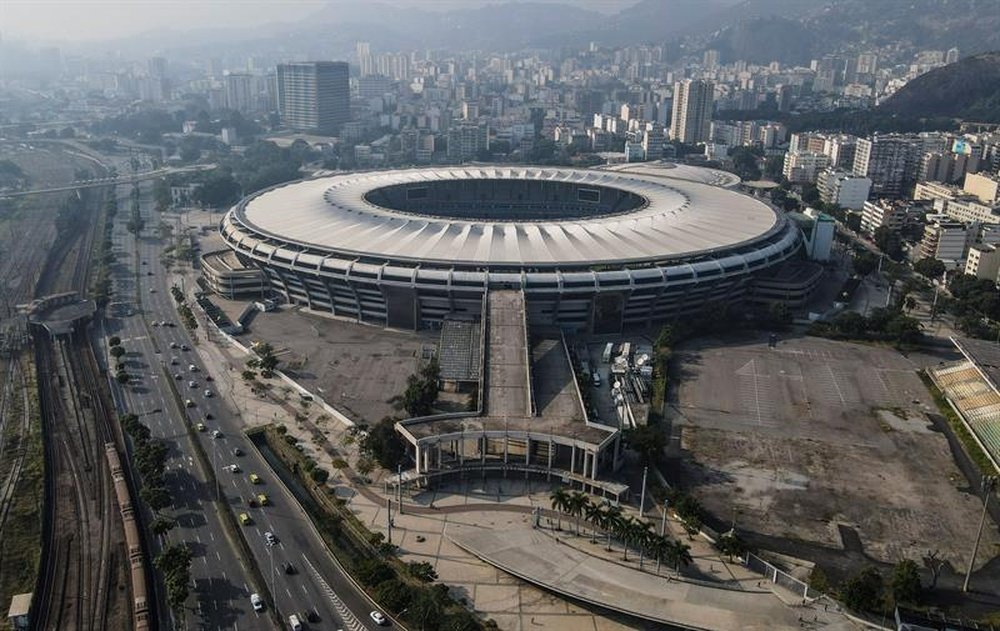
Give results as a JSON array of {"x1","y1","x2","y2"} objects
[
  {"x1": 387, "y1": 496, "x2": 393, "y2": 545},
  {"x1": 660, "y1": 499, "x2": 669, "y2": 536},
  {"x1": 397, "y1": 463, "x2": 403, "y2": 515},
  {"x1": 963, "y1": 475, "x2": 997, "y2": 592},
  {"x1": 639, "y1": 466, "x2": 648, "y2": 516}
]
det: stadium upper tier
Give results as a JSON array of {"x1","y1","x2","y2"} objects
[{"x1": 225, "y1": 167, "x2": 788, "y2": 269}]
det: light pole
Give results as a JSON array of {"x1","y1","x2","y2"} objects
[
  {"x1": 963, "y1": 475, "x2": 997, "y2": 592},
  {"x1": 660, "y1": 499, "x2": 669, "y2": 536},
  {"x1": 639, "y1": 466, "x2": 648, "y2": 516}
]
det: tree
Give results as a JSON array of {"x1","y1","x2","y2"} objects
[
  {"x1": 108, "y1": 336, "x2": 121, "y2": 346},
  {"x1": 355, "y1": 456, "x2": 375, "y2": 477},
  {"x1": 360, "y1": 416, "x2": 406, "y2": 469},
  {"x1": 549, "y1": 488, "x2": 571, "y2": 531},
  {"x1": 840, "y1": 566, "x2": 884, "y2": 613},
  {"x1": 584, "y1": 499, "x2": 604, "y2": 543},
  {"x1": 110, "y1": 345, "x2": 125, "y2": 358},
  {"x1": 151, "y1": 517, "x2": 177, "y2": 536},
  {"x1": 410, "y1": 589, "x2": 444, "y2": 630},
  {"x1": 666, "y1": 539, "x2": 693, "y2": 574},
  {"x1": 407, "y1": 561, "x2": 438, "y2": 583},
  {"x1": 195, "y1": 172, "x2": 241, "y2": 208},
  {"x1": 852, "y1": 251, "x2": 877, "y2": 276},
  {"x1": 141, "y1": 485, "x2": 172, "y2": 511},
  {"x1": 873, "y1": 226, "x2": 903, "y2": 260},
  {"x1": 624, "y1": 425, "x2": 667, "y2": 466},
  {"x1": 373, "y1": 578, "x2": 413, "y2": 613},
  {"x1": 602, "y1": 505, "x2": 623, "y2": 552},
  {"x1": 567, "y1": 491, "x2": 589, "y2": 536},
  {"x1": 116, "y1": 371, "x2": 131, "y2": 385},
  {"x1": 831, "y1": 311, "x2": 868, "y2": 338},
  {"x1": 717, "y1": 531, "x2": 747, "y2": 562},
  {"x1": 310, "y1": 467, "x2": 330, "y2": 484},
  {"x1": 890, "y1": 559, "x2": 921, "y2": 605},
  {"x1": 913, "y1": 257, "x2": 945, "y2": 279}
]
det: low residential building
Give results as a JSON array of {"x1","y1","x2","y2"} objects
[
  {"x1": 964, "y1": 244, "x2": 1000, "y2": 281},
  {"x1": 861, "y1": 199, "x2": 910, "y2": 236},
  {"x1": 917, "y1": 220, "x2": 972, "y2": 267},
  {"x1": 817, "y1": 168, "x2": 871, "y2": 210}
]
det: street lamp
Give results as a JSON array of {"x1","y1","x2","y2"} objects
[{"x1": 963, "y1": 475, "x2": 997, "y2": 592}]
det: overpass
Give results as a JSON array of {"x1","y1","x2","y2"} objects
[{"x1": 0, "y1": 164, "x2": 214, "y2": 199}]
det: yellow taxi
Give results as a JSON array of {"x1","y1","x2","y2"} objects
[
  {"x1": 249, "y1": 473, "x2": 261, "y2": 485},
  {"x1": 239, "y1": 512, "x2": 252, "y2": 525},
  {"x1": 256, "y1": 493, "x2": 270, "y2": 506}
]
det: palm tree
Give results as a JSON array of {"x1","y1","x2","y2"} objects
[
  {"x1": 618, "y1": 516, "x2": 639, "y2": 562},
  {"x1": 603, "y1": 505, "x2": 623, "y2": 552},
  {"x1": 634, "y1": 520, "x2": 654, "y2": 569},
  {"x1": 584, "y1": 500, "x2": 603, "y2": 543},
  {"x1": 649, "y1": 534, "x2": 670, "y2": 574},
  {"x1": 568, "y1": 491, "x2": 588, "y2": 536},
  {"x1": 549, "y1": 487, "x2": 571, "y2": 531},
  {"x1": 666, "y1": 539, "x2": 693, "y2": 575}
]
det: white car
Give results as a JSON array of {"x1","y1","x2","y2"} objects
[
  {"x1": 212, "y1": 430, "x2": 223, "y2": 439},
  {"x1": 188, "y1": 380, "x2": 197, "y2": 388},
  {"x1": 288, "y1": 614, "x2": 302, "y2": 631},
  {"x1": 203, "y1": 389, "x2": 212, "y2": 398},
  {"x1": 250, "y1": 593, "x2": 263, "y2": 612},
  {"x1": 264, "y1": 531, "x2": 277, "y2": 546},
  {"x1": 370, "y1": 610, "x2": 388, "y2": 625}
]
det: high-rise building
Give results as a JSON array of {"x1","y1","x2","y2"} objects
[
  {"x1": 224, "y1": 72, "x2": 255, "y2": 113},
  {"x1": 356, "y1": 42, "x2": 374, "y2": 77},
  {"x1": 669, "y1": 79, "x2": 713, "y2": 144},
  {"x1": 702, "y1": 49, "x2": 720, "y2": 70},
  {"x1": 853, "y1": 135, "x2": 916, "y2": 199},
  {"x1": 817, "y1": 169, "x2": 872, "y2": 210},
  {"x1": 276, "y1": 61, "x2": 350, "y2": 134}
]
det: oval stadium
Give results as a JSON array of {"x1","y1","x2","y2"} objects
[{"x1": 216, "y1": 165, "x2": 804, "y2": 332}]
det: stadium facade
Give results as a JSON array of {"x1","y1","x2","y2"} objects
[{"x1": 218, "y1": 166, "x2": 802, "y2": 332}]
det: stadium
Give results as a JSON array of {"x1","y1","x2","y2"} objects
[{"x1": 218, "y1": 165, "x2": 803, "y2": 332}]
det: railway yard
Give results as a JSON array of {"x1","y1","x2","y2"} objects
[{"x1": 0, "y1": 141, "x2": 138, "y2": 631}]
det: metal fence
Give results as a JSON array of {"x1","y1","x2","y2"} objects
[{"x1": 744, "y1": 551, "x2": 822, "y2": 600}]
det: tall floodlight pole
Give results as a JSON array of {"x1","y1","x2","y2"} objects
[
  {"x1": 639, "y1": 466, "x2": 648, "y2": 516},
  {"x1": 963, "y1": 475, "x2": 997, "y2": 592}
]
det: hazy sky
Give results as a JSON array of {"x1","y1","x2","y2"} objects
[{"x1": 4, "y1": 0, "x2": 642, "y2": 43}]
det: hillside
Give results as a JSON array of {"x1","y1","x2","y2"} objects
[{"x1": 879, "y1": 52, "x2": 1000, "y2": 122}]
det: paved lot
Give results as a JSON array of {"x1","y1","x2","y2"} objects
[
  {"x1": 673, "y1": 333, "x2": 999, "y2": 570},
  {"x1": 241, "y1": 307, "x2": 437, "y2": 424}
]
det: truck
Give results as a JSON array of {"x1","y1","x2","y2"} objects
[{"x1": 602, "y1": 342, "x2": 614, "y2": 363}]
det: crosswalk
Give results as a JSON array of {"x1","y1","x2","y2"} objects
[{"x1": 301, "y1": 555, "x2": 366, "y2": 631}]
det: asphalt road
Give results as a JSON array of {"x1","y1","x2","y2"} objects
[{"x1": 100, "y1": 181, "x2": 386, "y2": 631}]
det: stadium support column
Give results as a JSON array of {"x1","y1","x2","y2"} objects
[
  {"x1": 591, "y1": 449, "x2": 598, "y2": 479},
  {"x1": 547, "y1": 438, "x2": 554, "y2": 481},
  {"x1": 570, "y1": 444, "x2": 576, "y2": 475},
  {"x1": 525, "y1": 436, "x2": 531, "y2": 467}
]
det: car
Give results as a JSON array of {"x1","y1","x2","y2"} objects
[
  {"x1": 306, "y1": 609, "x2": 320, "y2": 623},
  {"x1": 249, "y1": 473, "x2": 261, "y2": 484},
  {"x1": 288, "y1": 614, "x2": 302, "y2": 631},
  {"x1": 256, "y1": 493, "x2": 269, "y2": 506},
  {"x1": 239, "y1": 512, "x2": 252, "y2": 525},
  {"x1": 246, "y1": 496, "x2": 258, "y2": 508},
  {"x1": 146, "y1": 271, "x2": 153, "y2": 276},
  {"x1": 185, "y1": 399, "x2": 195, "y2": 408},
  {"x1": 212, "y1": 430, "x2": 223, "y2": 439},
  {"x1": 151, "y1": 320, "x2": 160, "y2": 327},
  {"x1": 370, "y1": 610, "x2": 388, "y2": 625},
  {"x1": 204, "y1": 389, "x2": 212, "y2": 398},
  {"x1": 196, "y1": 423, "x2": 207, "y2": 432},
  {"x1": 188, "y1": 380, "x2": 197, "y2": 388},
  {"x1": 233, "y1": 447, "x2": 243, "y2": 456},
  {"x1": 170, "y1": 357, "x2": 178, "y2": 365},
  {"x1": 228, "y1": 464, "x2": 241, "y2": 473},
  {"x1": 173, "y1": 373, "x2": 182, "y2": 380},
  {"x1": 181, "y1": 344, "x2": 189, "y2": 351},
  {"x1": 141, "y1": 261, "x2": 147, "y2": 265},
  {"x1": 205, "y1": 375, "x2": 214, "y2": 382},
  {"x1": 188, "y1": 364, "x2": 198, "y2": 372},
  {"x1": 264, "y1": 531, "x2": 277, "y2": 546},
  {"x1": 204, "y1": 413, "x2": 214, "y2": 420},
  {"x1": 148, "y1": 288, "x2": 156, "y2": 293},
  {"x1": 169, "y1": 342, "x2": 179, "y2": 349},
  {"x1": 250, "y1": 593, "x2": 263, "y2": 612},
  {"x1": 283, "y1": 561, "x2": 296, "y2": 575}
]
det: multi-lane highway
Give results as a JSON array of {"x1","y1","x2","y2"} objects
[{"x1": 98, "y1": 181, "x2": 385, "y2": 630}]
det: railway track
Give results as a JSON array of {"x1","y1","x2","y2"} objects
[
  {"x1": 32, "y1": 333, "x2": 126, "y2": 631},
  {"x1": 0, "y1": 358, "x2": 31, "y2": 555}
]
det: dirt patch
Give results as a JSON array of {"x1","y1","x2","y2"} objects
[{"x1": 672, "y1": 333, "x2": 999, "y2": 573}]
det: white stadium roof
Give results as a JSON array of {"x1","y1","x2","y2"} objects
[{"x1": 233, "y1": 166, "x2": 781, "y2": 267}]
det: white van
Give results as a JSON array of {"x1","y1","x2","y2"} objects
[
  {"x1": 591, "y1": 371, "x2": 601, "y2": 387},
  {"x1": 289, "y1": 614, "x2": 303, "y2": 630}
]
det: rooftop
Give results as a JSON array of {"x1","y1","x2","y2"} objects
[{"x1": 232, "y1": 166, "x2": 781, "y2": 267}]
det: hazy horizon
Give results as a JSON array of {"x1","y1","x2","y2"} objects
[{"x1": 3, "y1": 0, "x2": 644, "y2": 45}]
